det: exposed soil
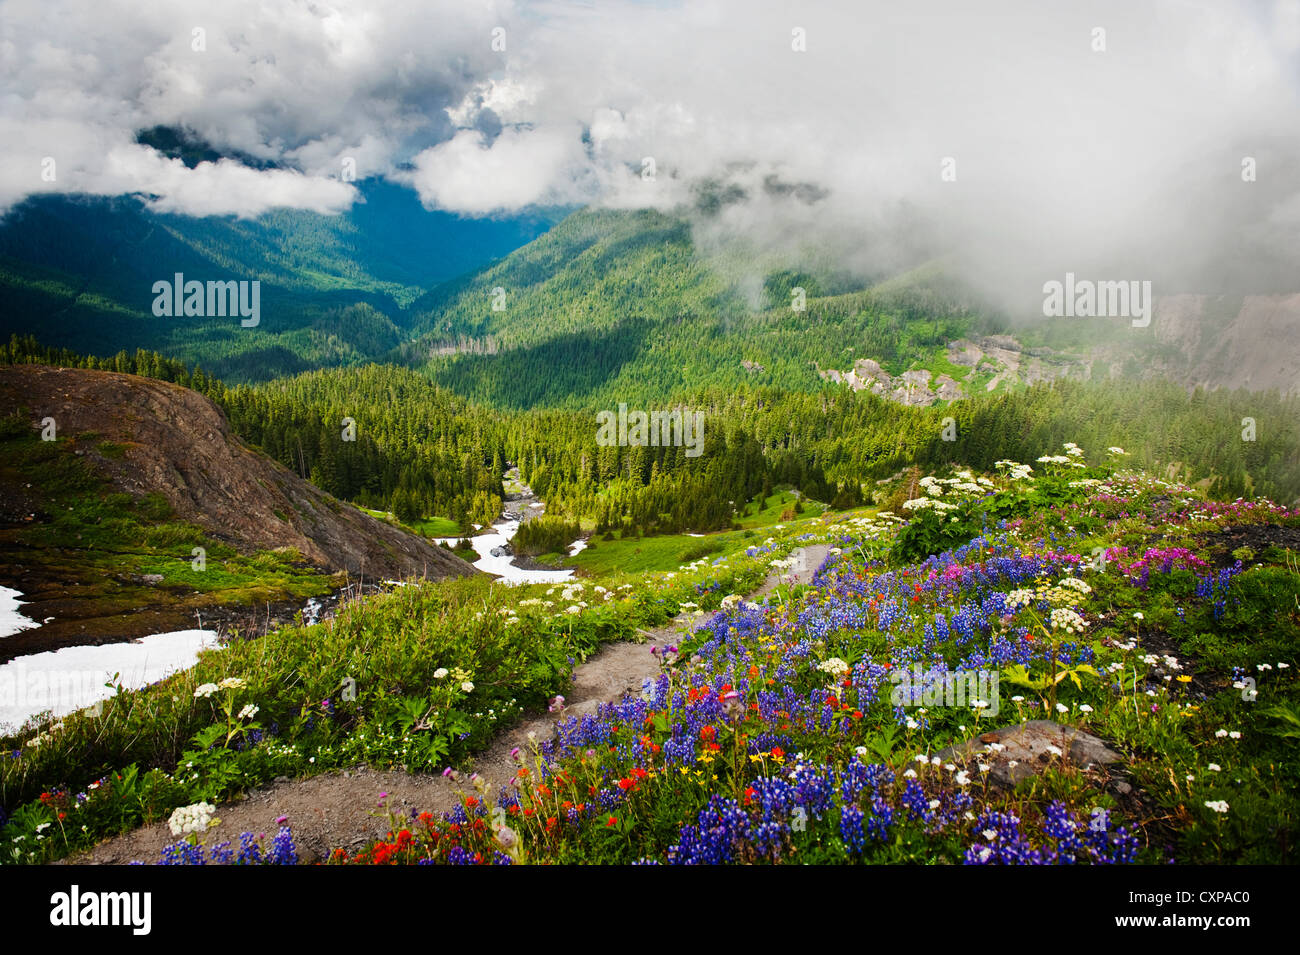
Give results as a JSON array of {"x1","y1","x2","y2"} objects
[
  {"x1": 1195, "y1": 522, "x2": 1300, "y2": 568},
  {"x1": 61, "y1": 544, "x2": 830, "y2": 865}
]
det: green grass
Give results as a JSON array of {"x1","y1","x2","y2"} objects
[
  {"x1": 735, "y1": 490, "x2": 827, "y2": 528},
  {"x1": 358, "y1": 506, "x2": 462, "y2": 538},
  {"x1": 567, "y1": 490, "x2": 833, "y2": 576},
  {"x1": 908, "y1": 345, "x2": 972, "y2": 382},
  {"x1": 0, "y1": 425, "x2": 338, "y2": 622},
  {"x1": 413, "y1": 516, "x2": 464, "y2": 537}
]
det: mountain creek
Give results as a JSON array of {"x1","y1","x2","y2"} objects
[{"x1": 0, "y1": 472, "x2": 583, "y2": 733}]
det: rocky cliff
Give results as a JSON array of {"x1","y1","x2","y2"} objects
[{"x1": 0, "y1": 365, "x2": 476, "y2": 581}]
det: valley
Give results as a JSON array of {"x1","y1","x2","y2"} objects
[
  {"x1": 3, "y1": 204, "x2": 1300, "y2": 867},
  {"x1": 0, "y1": 125, "x2": 1298, "y2": 875}
]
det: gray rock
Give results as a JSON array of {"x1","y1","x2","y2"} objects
[
  {"x1": 565, "y1": 699, "x2": 603, "y2": 718},
  {"x1": 936, "y1": 719, "x2": 1122, "y2": 787}
]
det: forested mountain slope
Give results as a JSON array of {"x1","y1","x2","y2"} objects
[
  {"x1": 7, "y1": 191, "x2": 1300, "y2": 410},
  {"x1": 403, "y1": 207, "x2": 1300, "y2": 409},
  {"x1": 0, "y1": 181, "x2": 554, "y2": 382}
]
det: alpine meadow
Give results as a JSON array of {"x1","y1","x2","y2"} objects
[{"x1": 0, "y1": 0, "x2": 1298, "y2": 924}]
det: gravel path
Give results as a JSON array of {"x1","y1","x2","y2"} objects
[{"x1": 61, "y1": 544, "x2": 830, "y2": 865}]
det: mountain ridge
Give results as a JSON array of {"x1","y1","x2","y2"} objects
[{"x1": 0, "y1": 364, "x2": 475, "y2": 582}]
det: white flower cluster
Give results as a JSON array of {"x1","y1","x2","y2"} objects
[
  {"x1": 1005, "y1": 588, "x2": 1036, "y2": 610},
  {"x1": 916, "y1": 475, "x2": 988, "y2": 500},
  {"x1": 434, "y1": 666, "x2": 472, "y2": 689},
  {"x1": 902, "y1": 497, "x2": 958, "y2": 512},
  {"x1": 168, "y1": 801, "x2": 217, "y2": 837},
  {"x1": 1006, "y1": 579, "x2": 1091, "y2": 610},
  {"x1": 23, "y1": 720, "x2": 67, "y2": 749},
  {"x1": 995, "y1": 460, "x2": 1034, "y2": 481},
  {"x1": 828, "y1": 511, "x2": 903, "y2": 541},
  {"x1": 1038, "y1": 443, "x2": 1087, "y2": 468},
  {"x1": 1049, "y1": 607, "x2": 1088, "y2": 633},
  {"x1": 817, "y1": 657, "x2": 850, "y2": 678}
]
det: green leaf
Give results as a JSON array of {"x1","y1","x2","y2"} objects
[{"x1": 1260, "y1": 703, "x2": 1300, "y2": 738}]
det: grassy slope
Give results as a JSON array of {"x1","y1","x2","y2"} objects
[
  {"x1": 0, "y1": 418, "x2": 339, "y2": 645},
  {"x1": 358, "y1": 507, "x2": 463, "y2": 539},
  {"x1": 333, "y1": 464, "x2": 1300, "y2": 866},
  {"x1": 559, "y1": 490, "x2": 828, "y2": 576},
  {"x1": 5, "y1": 454, "x2": 1299, "y2": 865},
  {"x1": 0, "y1": 514, "x2": 790, "y2": 861}
]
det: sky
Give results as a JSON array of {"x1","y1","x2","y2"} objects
[{"x1": 2, "y1": 0, "x2": 1298, "y2": 307}]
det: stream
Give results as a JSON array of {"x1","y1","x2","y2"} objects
[
  {"x1": 0, "y1": 472, "x2": 582, "y2": 730},
  {"x1": 432, "y1": 471, "x2": 585, "y2": 585},
  {"x1": 432, "y1": 517, "x2": 585, "y2": 585}
]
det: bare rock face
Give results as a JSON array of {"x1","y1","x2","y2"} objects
[
  {"x1": 816, "y1": 359, "x2": 961, "y2": 407},
  {"x1": 936, "y1": 719, "x2": 1122, "y2": 788},
  {"x1": 0, "y1": 365, "x2": 476, "y2": 582},
  {"x1": 947, "y1": 340, "x2": 984, "y2": 368},
  {"x1": 935, "y1": 375, "x2": 964, "y2": 401}
]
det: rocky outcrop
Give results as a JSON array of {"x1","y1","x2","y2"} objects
[
  {"x1": 0, "y1": 365, "x2": 476, "y2": 581},
  {"x1": 937, "y1": 719, "x2": 1122, "y2": 788},
  {"x1": 817, "y1": 359, "x2": 965, "y2": 407},
  {"x1": 1147, "y1": 293, "x2": 1300, "y2": 395},
  {"x1": 823, "y1": 293, "x2": 1300, "y2": 407}
]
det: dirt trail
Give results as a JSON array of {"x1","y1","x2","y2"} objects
[{"x1": 62, "y1": 544, "x2": 830, "y2": 865}]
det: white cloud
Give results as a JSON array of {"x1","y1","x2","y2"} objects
[
  {"x1": 405, "y1": 126, "x2": 594, "y2": 213},
  {"x1": 0, "y1": 0, "x2": 507, "y2": 217},
  {"x1": 103, "y1": 146, "x2": 358, "y2": 218},
  {"x1": 2, "y1": 0, "x2": 1298, "y2": 297}
]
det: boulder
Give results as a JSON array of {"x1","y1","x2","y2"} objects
[{"x1": 935, "y1": 719, "x2": 1122, "y2": 788}]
